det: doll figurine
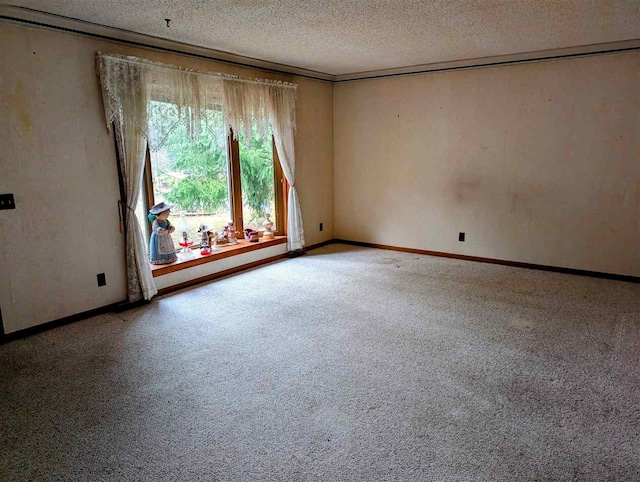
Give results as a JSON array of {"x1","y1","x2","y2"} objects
[
  {"x1": 148, "y1": 202, "x2": 177, "y2": 265},
  {"x1": 225, "y1": 220, "x2": 239, "y2": 244},
  {"x1": 198, "y1": 224, "x2": 212, "y2": 255},
  {"x1": 198, "y1": 224, "x2": 210, "y2": 247}
]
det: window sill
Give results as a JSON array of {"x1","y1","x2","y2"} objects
[{"x1": 151, "y1": 236, "x2": 287, "y2": 277}]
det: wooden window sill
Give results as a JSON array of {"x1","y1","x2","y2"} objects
[{"x1": 151, "y1": 236, "x2": 287, "y2": 277}]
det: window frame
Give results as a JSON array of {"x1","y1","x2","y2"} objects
[{"x1": 142, "y1": 131, "x2": 287, "y2": 243}]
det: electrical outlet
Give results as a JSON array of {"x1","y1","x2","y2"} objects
[
  {"x1": 459, "y1": 232, "x2": 465, "y2": 242},
  {"x1": 319, "y1": 223, "x2": 323, "y2": 232},
  {"x1": 97, "y1": 273, "x2": 106, "y2": 286},
  {"x1": 0, "y1": 194, "x2": 16, "y2": 210}
]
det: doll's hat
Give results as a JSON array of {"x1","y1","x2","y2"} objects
[{"x1": 149, "y1": 202, "x2": 173, "y2": 215}]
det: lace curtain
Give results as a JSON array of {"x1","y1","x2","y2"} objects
[
  {"x1": 97, "y1": 54, "x2": 226, "y2": 151},
  {"x1": 96, "y1": 55, "x2": 156, "y2": 301},
  {"x1": 96, "y1": 53, "x2": 303, "y2": 300},
  {"x1": 223, "y1": 79, "x2": 304, "y2": 251}
]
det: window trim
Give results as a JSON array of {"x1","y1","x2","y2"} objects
[
  {"x1": 143, "y1": 145, "x2": 155, "y2": 237},
  {"x1": 227, "y1": 131, "x2": 243, "y2": 236},
  {"x1": 272, "y1": 137, "x2": 287, "y2": 238}
]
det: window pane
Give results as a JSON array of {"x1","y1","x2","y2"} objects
[
  {"x1": 148, "y1": 103, "x2": 231, "y2": 247},
  {"x1": 239, "y1": 129, "x2": 276, "y2": 232}
]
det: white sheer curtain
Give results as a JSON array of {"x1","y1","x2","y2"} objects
[
  {"x1": 97, "y1": 53, "x2": 302, "y2": 300},
  {"x1": 97, "y1": 53, "x2": 226, "y2": 152},
  {"x1": 97, "y1": 55, "x2": 156, "y2": 301},
  {"x1": 223, "y1": 79, "x2": 304, "y2": 251},
  {"x1": 113, "y1": 115, "x2": 157, "y2": 301}
]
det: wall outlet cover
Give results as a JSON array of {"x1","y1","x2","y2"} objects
[{"x1": 0, "y1": 193, "x2": 16, "y2": 210}]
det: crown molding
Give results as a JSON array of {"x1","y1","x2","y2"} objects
[
  {"x1": 2, "y1": 5, "x2": 639, "y2": 84},
  {"x1": 335, "y1": 39, "x2": 640, "y2": 82},
  {"x1": 0, "y1": 5, "x2": 336, "y2": 82}
]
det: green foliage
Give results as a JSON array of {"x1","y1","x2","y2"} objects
[
  {"x1": 163, "y1": 124, "x2": 229, "y2": 212},
  {"x1": 239, "y1": 133, "x2": 274, "y2": 222},
  {"x1": 166, "y1": 176, "x2": 228, "y2": 213},
  {"x1": 158, "y1": 115, "x2": 275, "y2": 223}
]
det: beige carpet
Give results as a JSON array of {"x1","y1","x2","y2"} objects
[{"x1": 1, "y1": 244, "x2": 639, "y2": 481}]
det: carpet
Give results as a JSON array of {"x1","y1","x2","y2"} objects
[{"x1": 1, "y1": 244, "x2": 639, "y2": 481}]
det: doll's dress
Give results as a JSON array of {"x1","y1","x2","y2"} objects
[{"x1": 149, "y1": 219, "x2": 177, "y2": 265}]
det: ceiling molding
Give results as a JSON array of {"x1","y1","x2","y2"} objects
[
  {"x1": 336, "y1": 39, "x2": 640, "y2": 82},
  {"x1": 0, "y1": 5, "x2": 336, "y2": 82},
  {"x1": 2, "y1": 5, "x2": 639, "y2": 84}
]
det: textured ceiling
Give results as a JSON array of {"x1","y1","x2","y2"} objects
[{"x1": 6, "y1": 0, "x2": 640, "y2": 75}]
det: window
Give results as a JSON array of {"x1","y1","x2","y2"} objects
[
  {"x1": 142, "y1": 102, "x2": 286, "y2": 248},
  {"x1": 238, "y1": 129, "x2": 276, "y2": 232},
  {"x1": 233, "y1": 127, "x2": 287, "y2": 234}
]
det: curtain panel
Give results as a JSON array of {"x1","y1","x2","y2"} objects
[
  {"x1": 223, "y1": 79, "x2": 304, "y2": 251},
  {"x1": 96, "y1": 53, "x2": 303, "y2": 301},
  {"x1": 96, "y1": 54, "x2": 226, "y2": 152},
  {"x1": 97, "y1": 56, "x2": 156, "y2": 302}
]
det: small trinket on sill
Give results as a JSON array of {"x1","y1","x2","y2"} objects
[
  {"x1": 262, "y1": 207, "x2": 274, "y2": 240},
  {"x1": 244, "y1": 228, "x2": 260, "y2": 242},
  {"x1": 212, "y1": 230, "x2": 228, "y2": 248},
  {"x1": 225, "y1": 220, "x2": 239, "y2": 245},
  {"x1": 177, "y1": 215, "x2": 194, "y2": 260},
  {"x1": 198, "y1": 224, "x2": 211, "y2": 248},
  {"x1": 198, "y1": 224, "x2": 212, "y2": 255},
  {"x1": 178, "y1": 233, "x2": 194, "y2": 260}
]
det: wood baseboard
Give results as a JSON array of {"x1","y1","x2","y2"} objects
[
  {"x1": 331, "y1": 239, "x2": 639, "y2": 283},
  {"x1": 303, "y1": 239, "x2": 335, "y2": 252},
  {"x1": 0, "y1": 301, "x2": 125, "y2": 344}
]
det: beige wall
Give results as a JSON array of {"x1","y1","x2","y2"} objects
[
  {"x1": 335, "y1": 52, "x2": 639, "y2": 277},
  {"x1": 0, "y1": 21, "x2": 334, "y2": 333}
]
